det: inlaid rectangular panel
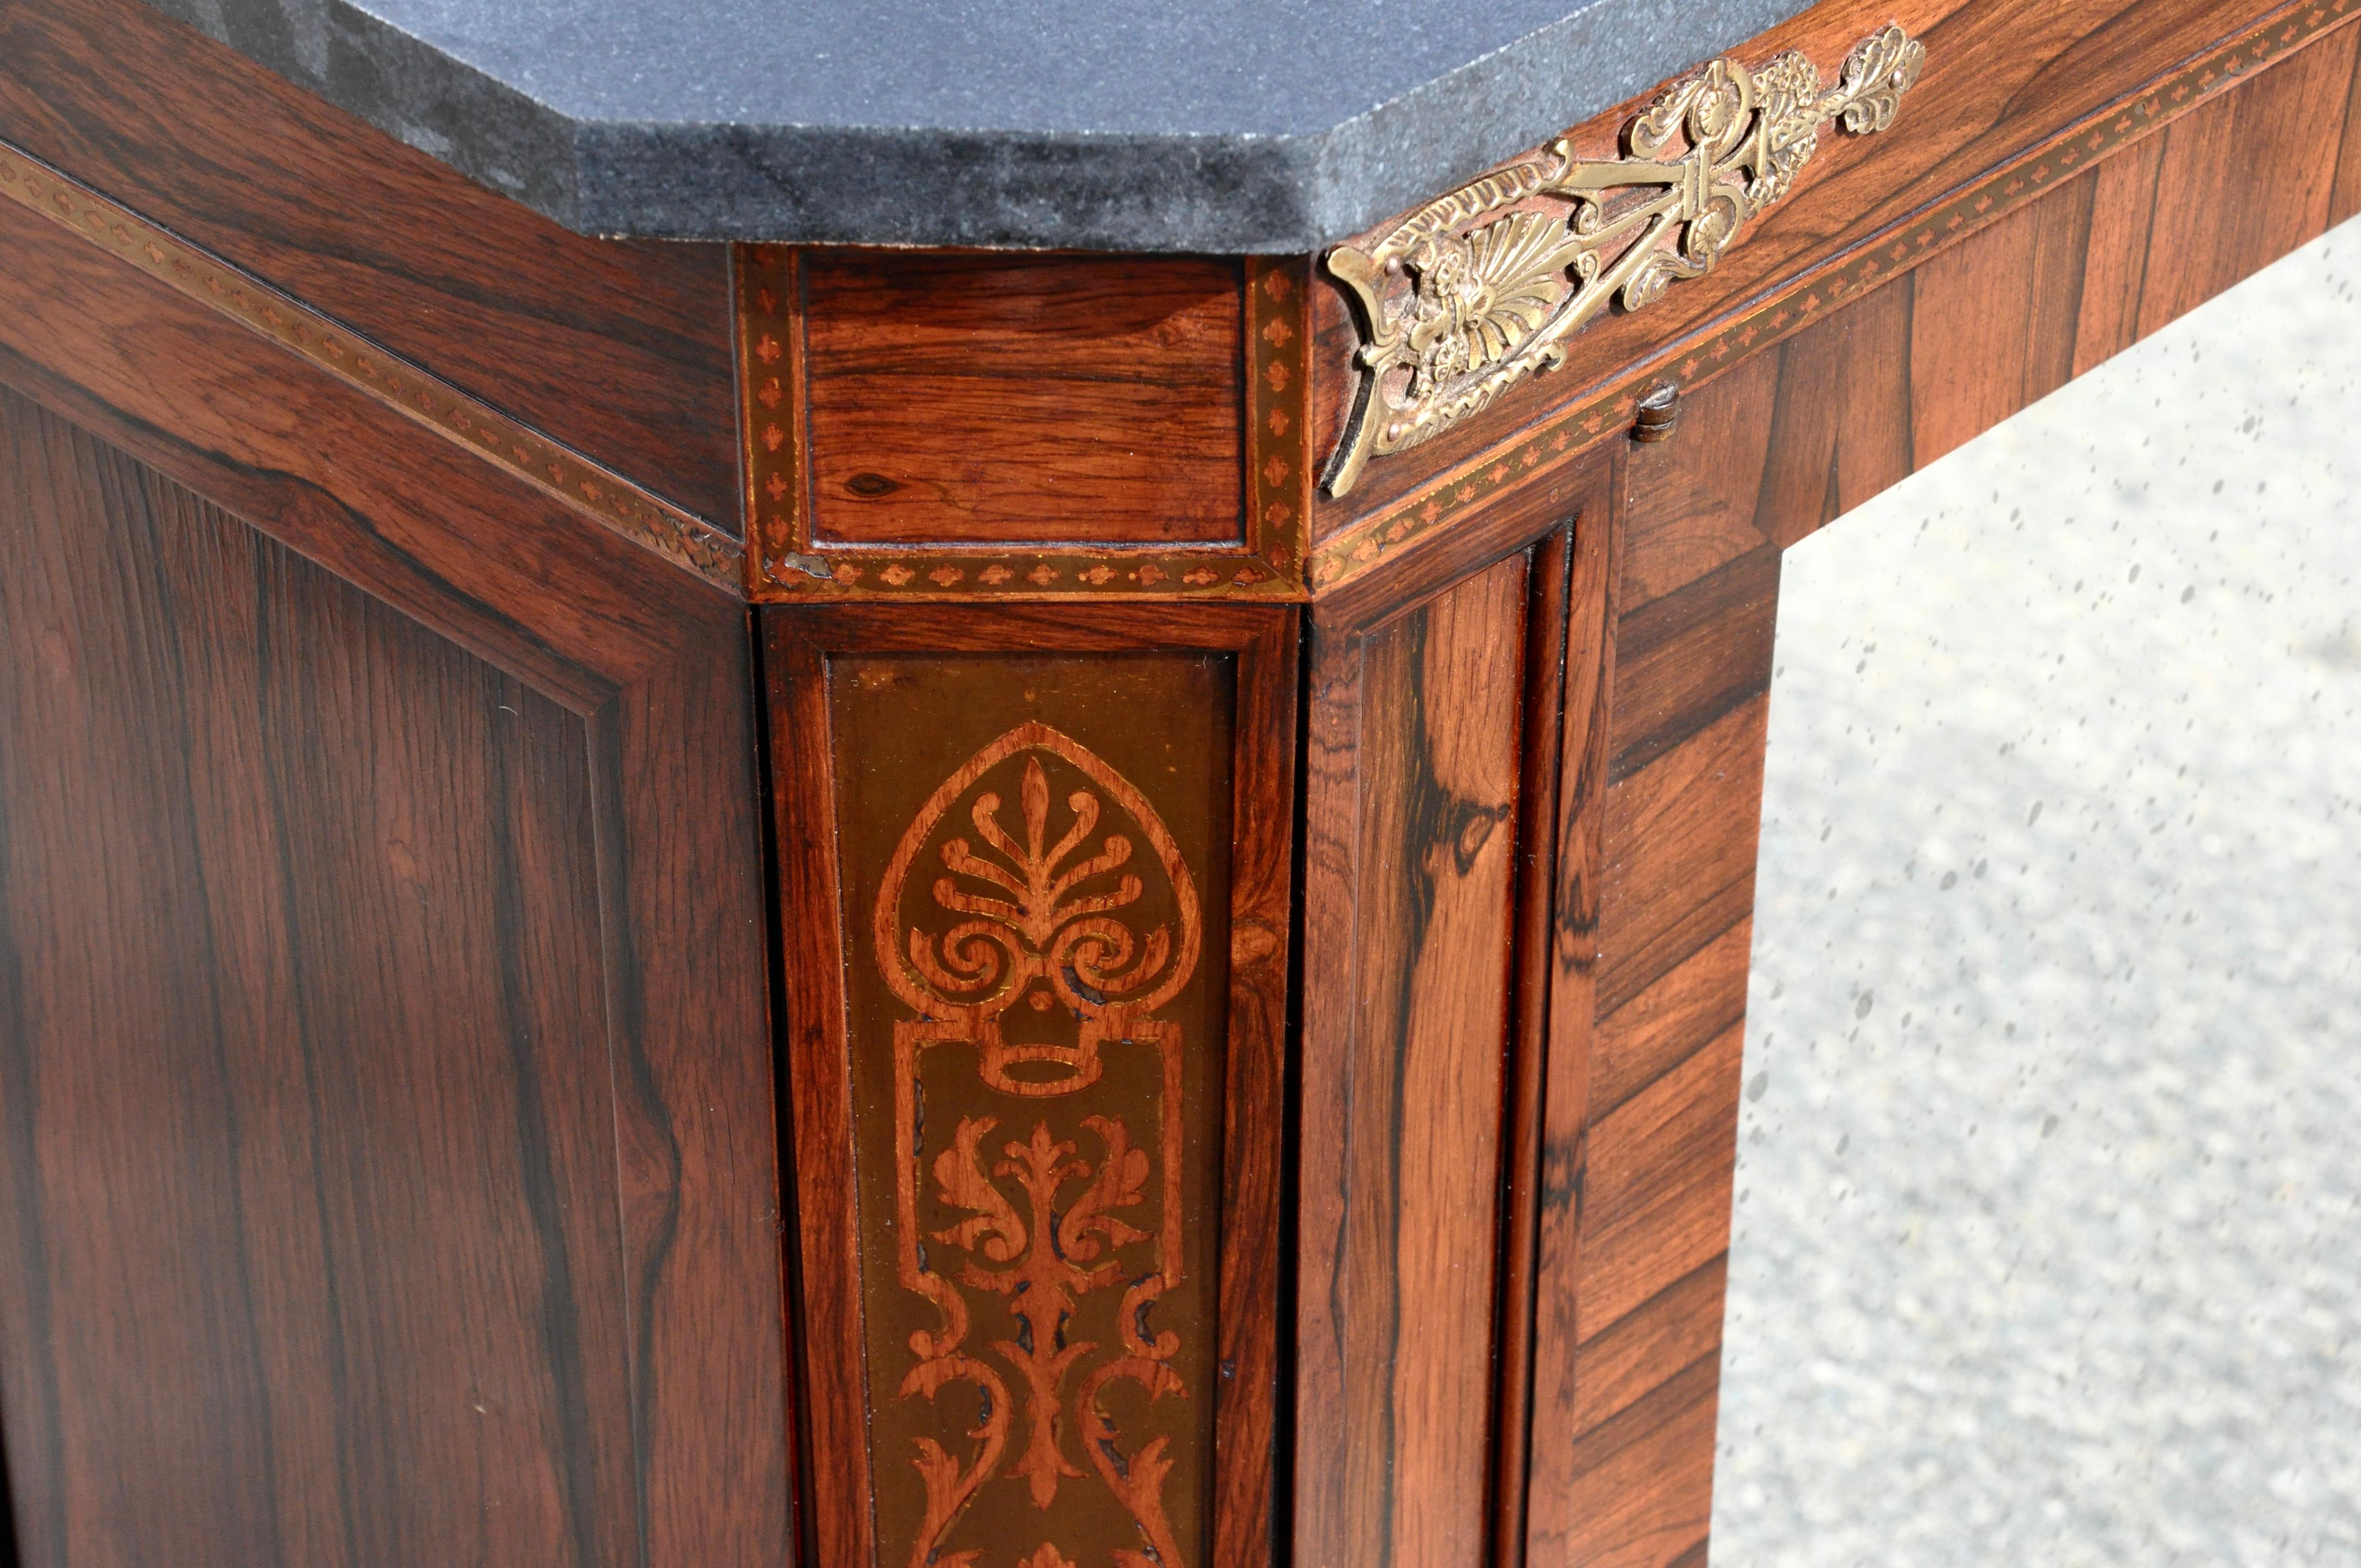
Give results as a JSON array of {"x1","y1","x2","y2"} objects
[
  {"x1": 764, "y1": 605, "x2": 1294, "y2": 1568},
  {"x1": 803, "y1": 252, "x2": 1246, "y2": 549},
  {"x1": 741, "y1": 252, "x2": 1312, "y2": 601}
]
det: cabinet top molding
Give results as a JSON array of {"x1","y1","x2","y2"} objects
[{"x1": 133, "y1": 0, "x2": 1807, "y2": 252}]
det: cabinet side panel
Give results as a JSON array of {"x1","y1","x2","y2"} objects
[
  {"x1": 1297, "y1": 553, "x2": 1535, "y2": 1568},
  {"x1": 0, "y1": 388, "x2": 636, "y2": 1566}
]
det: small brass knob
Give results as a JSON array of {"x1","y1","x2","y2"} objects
[{"x1": 1633, "y1": 382, "x2": 1682, "y2": 444}]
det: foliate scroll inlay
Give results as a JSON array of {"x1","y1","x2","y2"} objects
[
  {"x1": 1322, "y1": 24, "x2": 1927, "y2": 496},
  {"x1": 877, "y1": 720, "x2": 1203, "y2": 1568}
]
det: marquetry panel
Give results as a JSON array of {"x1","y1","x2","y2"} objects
[
  {"x1": 764, "y1": 606, "x2": 1293, "y2": 1568},
  {"x1": 741, "y1": 252, "x2": 1310, "y2": 601}
]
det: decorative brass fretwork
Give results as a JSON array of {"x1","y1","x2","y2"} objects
[
  {"x1": 877, "y1": 721, "x2": 1200, "y2": 1568},
  {"x1": 1322, "y1": 24, "x2": 1926, "y2": 496}
]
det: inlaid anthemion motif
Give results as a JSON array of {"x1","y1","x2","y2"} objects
[
  {"x1": 875, "y1": 721, "x2": 1200, "y2": 1568},
  {"x1": 1322, "y1": 23, "x2": 1927, "y2": 496}
]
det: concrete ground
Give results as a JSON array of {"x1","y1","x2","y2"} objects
[{"x1": 1711, "y1": 217, "x2": 2361, "y2": 1565}]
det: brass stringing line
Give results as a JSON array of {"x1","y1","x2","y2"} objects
[
  {"x1": 1321, "y1": 24, "x2": 1927, "y2": 497},
  {"x1": 0, "y1": 138, "x2": 742, "y2": 587}
]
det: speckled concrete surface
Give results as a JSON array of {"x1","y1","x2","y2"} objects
[{"x1": 1712, "y1": 219, "x2": 2361, "y2": 1565}]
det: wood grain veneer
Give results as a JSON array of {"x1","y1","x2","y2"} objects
[
  {"x1": 1295, "y1": 464, "x2": 1599, "y2": 1568},
  {"x1": 0, "y1": 139, "x2": 789, "y2": 1564},
  {"x1": 6, "y1": 0, "x2": 2361, "y2": 1562},
  {"x1": 0, "y1": 0, "x2": 742, "y2": 531},
  {"x1": 1506, "y1": 31, "x2": 2361, "y2": 1562},
  {"x1": 802, "y1": 252, "x2": 1248, "y2": 548}
]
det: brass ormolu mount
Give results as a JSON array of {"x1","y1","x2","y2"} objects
[{"x1": 1323, "y1": 24, "x2": 1927, "y2": 497}]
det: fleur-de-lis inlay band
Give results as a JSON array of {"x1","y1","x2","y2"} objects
[{"x1": 1323, "y1": 23, "x2": 1927, "y2": 496}]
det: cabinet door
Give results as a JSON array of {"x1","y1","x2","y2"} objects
[{"x1": 0, "y1": 165, "x2": 787, "y2": 1565}]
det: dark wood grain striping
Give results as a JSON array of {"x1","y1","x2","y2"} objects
[
  {"x1": 1607, "y1": 545, "x2": 1781, "y2": 784},
  {"x1": 0, "y1": 0, "x2": 740, "y2": 529},
  {"x1": 1517, "y1": 34, "x2": 2361, "y2": 1560},
  {"x1": 0, "y1": 168, "x2": 787, "y2": 1562},
  {"x1": 1488, "y1": 524, "x2": 1573, "y2": 1568},
  {"x1": 1348, "y1": 555, "x2": 1525, "y2": 1568},
  {"x1": 0, "y1": 381, "x2": 786, "y2": 1564},
  {"x1": 1534, "y1": 529, "x2": 1777, "y2": 1568},
  {"x1": 1517, "y1": 445, "x2": 1623, "y2": 1567},
  {"x1": 1298, "y1": 498, "x2": 1609, "y2": 1566}
]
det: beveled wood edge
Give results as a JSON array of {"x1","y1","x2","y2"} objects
[
  {"x1": 1308, "y1": 0, "x2": 2361, "y2": 595},
  {"x1": 738, "y1": 249, "x2": 1314, "y2": 603},
  {"x1": 0, "y1": 137, "x2": 744, "y2": 591},
  {"x1": 758, "y1": 602, "x2": 1296, "y2": 1568},
  {"x1": 1489, "y1": 523, "x2": 1575, "y2": 1568}
]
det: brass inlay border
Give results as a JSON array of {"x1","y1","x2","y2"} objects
[
  {"x1": 1324, "y1": 24, "x2": 1925, "y2": 498},
  {"x1": 0, "y1": 140, "x2": 742, "y2": 590},
  {"x1": 738, "y1": 249, "x2": 1312, "y2": 602},
  {"x1": 1309, "y1": 0, "x2": 2361, "y2": 594}
]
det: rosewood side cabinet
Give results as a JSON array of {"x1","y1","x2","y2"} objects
[{"x1": 0, "y1": 0, "x2": 2352, "y2": 1562}]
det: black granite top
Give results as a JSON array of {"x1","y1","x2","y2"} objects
[{"x1": 146, "y1": 0, "x2": 1811, "y2": 252}]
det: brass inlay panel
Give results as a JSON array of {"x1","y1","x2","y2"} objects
[
  {"x1": 1323, "y1": 24, "x2": 1924, "y2": 498},
  {"x1": 1310, "y1": 0, "x2": 2361, "y2": 592},
  {"x1": 832, "y1": 660, "x2": 1233, "y2": 1567},
  {"x1": 0, "y1": 140, "x2": 741, "y2": 589}
]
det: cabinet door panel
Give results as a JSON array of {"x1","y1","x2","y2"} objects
[{"x1": 0, "y1": 149, "x2": 786, "y2": 1562}]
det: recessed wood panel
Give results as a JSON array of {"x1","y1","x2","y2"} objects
[
  {"x1": 0, "y1": 168, "x2": 787, "y2": 1559},
  {"x1": 1298, "y1": 545, "x2": 1555, "y2": 1568},
  {"x1": 765, "y1": 605, "x2": 1293, "y2": 1568},
  {"x1": 801, "y1": 252, "x2": 1247, "y2": 548},
  {"x1": 0, "y1": 389, "x2": 636, "y2": 1564}
]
